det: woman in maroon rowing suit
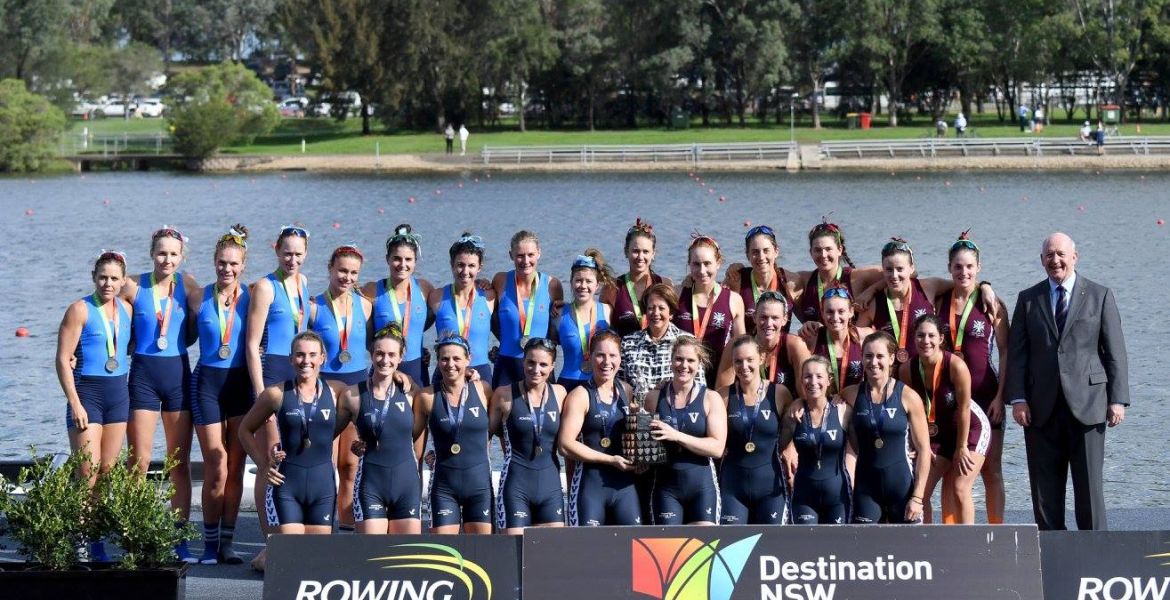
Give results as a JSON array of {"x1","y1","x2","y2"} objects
[
  {"x1": 790, "y1": 220, "x2": 882, "y2": 327},
  {"x1": 936, "y1": 233, "x2": 1008, "y2": 524},
  {"x1": 602, "y1": 219, "x2": 672, "y2": 338},
  {"x1": 673, "y1": 234, "x2": 745, "y2": 389},
  {"x1": 806, "y1": 285, "x2": 874, "y2": 396},
  {"x1": 722, "y1": 225, "x2": 799, "y2": 336}
]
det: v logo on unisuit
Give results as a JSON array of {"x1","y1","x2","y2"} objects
[{"x1": 631, "y1": 534, "x2": 762, "y2": 600}]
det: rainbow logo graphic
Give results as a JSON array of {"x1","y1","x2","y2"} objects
[
  {"x1": 631, "y1": 534, "x2": 762, "y2": 600},
  {"x1": 369, "y1": 542, "x2": 493, "y2": 600}
]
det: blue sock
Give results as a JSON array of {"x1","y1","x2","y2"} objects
[
  {"x1": 174, "y1": 521, "x2": 197, "y2": 563},
  {"x1": 199, "y1": 523, "x2": 220, "y2": 564}
]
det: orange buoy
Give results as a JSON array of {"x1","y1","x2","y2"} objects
[
  {"x1": 1157, "y1": 218, "x2": 1165, "y2": 225},
  {"x1": 15, "y1": 327, "x2": 29, "y2": 337},
  {"x1": 718, "y1": 196, "x2": 726, "y2": 202},
  {"x1": 378, "y1": 208, "x2": 385, "y2": 214},
  {"x1": 408, "y1": 197, "x2": 416, "y2": 203},
  {"x1": 743, "y1": 221, "x2": 751, "y2": 227},
  {"x1": 24, "y1": 209, "x2": 33, "y2": 216},
  {"x1": 332, "y1": 222, "x2": 341, "y2": 229}
]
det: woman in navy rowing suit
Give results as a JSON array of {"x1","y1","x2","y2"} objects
[
  {"x1": 490, "y1": 338, "x2": 567, "y2": 533},
  {"x1": 120, "y1": 225, "x2": 200, "y2": 561},
  {"x1": 56, "y1": 250, "x2": 133, "y2": 561},
  {"x1": 552, "y1": 250, "x2": 613, "y2": 391},
  {"x1": 938, "y1": 232, "x2": 1009, "y2": 523},
  {"x1": 363, "y1": 224, "x2": 435, "y2": 388},
  {"x1": 603, "y1": 219, "x2": 672, "y2": 337},
  {"x1": 900, "y1": 315, "x2": 989, "y2": 524},
  {"x1": 428, "y1": 233, "x2": 496, "y2": 383},
  {"x1": 349, "y1": 323, "x2": 423, "y2": 534},
  {"x1": 309, "y1": 244, "x2": 374, "y2": 533},
  {"x1": 190, "y1": 226, "x2": 252, "y2": 564},
  {"x1": 240, "y1": 332, "x2": 356, "y2": 537},
  {"x1": 842, "y1": 332, "x2": 931, "y2": 524},
  {"x1": 673, "y1": 233, "x2": 745, "y2": 389},
  {"x1": 644, "y1": 335, "x2": 727, "y2": 525},
  {"x1": 806, "y1": 286, "x2": 874, "y2": 396},
  {"x1": 414, "y1": 333, "x2": 495, "y2": 534},
  {"x1": 560, "y1": 330, "x2": 640, "y2": 526},
  {"x1": 719, "y1": 335, "x2": 792, "y2": 525},
  {"x1": 722, "y1": 225, "x2": 799, "y2": 336},
  {"x1": 781, "y1": 356, "x2": 854, "y2": 524},
  {"x1": 243, "y1": 224, "x2": 310, "y2": 570},
  {"x1": 491, "y1": 230, "x2": 563, "y2": 387}
]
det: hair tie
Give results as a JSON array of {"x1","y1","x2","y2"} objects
[
  {"x1": 458, "y1": 234, "x2": 485, "y2": 250},
  {"x1": 572, "y1": 254, "x2": 598, "y2": 269}
]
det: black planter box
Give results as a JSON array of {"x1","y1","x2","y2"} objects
[{"x1": 0, "y1": 561, "x2": 189, "y2": 600}]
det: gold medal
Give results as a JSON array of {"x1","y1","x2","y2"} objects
[
  {"x1": 745, "y1": 442, "x2": 757, "y2": 453},
  {"x1": 535, "y1": 446, "x2": 544, "y2": 456},
  {"x1": 303, "y1": 438, "x2": 312, "y2": 449},
  {"x1": 600, "y1": 437, "x2": 611, "y2": 448},
  {"x1": 895, "y1": 348, "x2": 910, "y2": 364},
  {"x1": 450, "y1": 443, "x2": 462, "y2": 455},
  {"x1": 874, "y1": 438, "x2": 885, "y2": 449},
  {"x1": 218, "y1": 345, "x2": 231, "y2": 360},
  {"x1": 338, "y1": 350, "x2": 352, "y2": 364}
]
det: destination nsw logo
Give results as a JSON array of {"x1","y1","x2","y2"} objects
[
  {"x1": 295, "y1": 542, "x2": 493, "y2": 600},
  {"x1": 631, "y1": 535, "x2": 762, "y2": 600}
]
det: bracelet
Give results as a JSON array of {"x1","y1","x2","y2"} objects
[
  {"x1": 909, "y1": 496, "x2": 923, "y2": 502},
  {"x1": 978, "y1": 280, "x2": 992, "y2": 288}
]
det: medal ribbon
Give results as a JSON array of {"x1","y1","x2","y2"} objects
[
  {"x1": 278, "y1": 270, "x2": 306, "y2": 333},
  {"x1": 805, "y1": 403, "x2": 830, "y2": 468},
  {"x1": 516, "y1": 272, "x2": 539, "y2": 340},
  {"x1": 387, "y1": 278, "x2": 412, "y2": 339},
  {"x1": 215, "y1": 284, "x2": 240, "y2": 348},
  {"x1": 93, "y1": 294, "x2": 119, "y2": 361},
  {"x1": 763, "y1": 336, "x2": 781, "y2": 382},
  {"x1": 326, "y1": 289, "x2": 353, "y2": 353},
  {"x1": 816, "y1": 265, "x2": 843, "y2": 304},
  {"x1": 526, "y1": 382, "x2": 548, "y2": 455},
  {"x1": 368, "y1": 379, "x2": 396, "y2": 441},
  {"x1": 453, "y1": 286, "x2": 475, "y2": 339},
  {"x1": 690, "y1": 287, "x2": 717, "y2": 340},
  {"x1": 739, "y1": 380, "x2": 766, "y2": 447},
  {"x1": 948, "y1": 289, "x2": 978, "y2": 352},
  {"x1": 574, "y1": 300, "x2": 596, "y2": 365},
  {"x1": 150, "y1": 272, "x2": 175, "y2": 343},
  {"x1": 750, "y1": 267, "x2": 779, "y2": 303},
  {"x1": 917, "y1": 358, "x2": 942, "y2": 424},
  {"x1": 624, "y1": 275, "x2": 646, "y2": 327},
  {"x1": 825, "y1": 330, "x2": 850, "y2": 393},
  {"x1": 442, "y1": 384, "x2": 469, "y2": 442},
  {"x1": 298, "y1": 379, "x2": 323, "y2": 445},
  {"x1": 598, "y1": 383, "x2": 621, "y2": 442},
  {"x1": 868, "y1": 378, "x2": 893, "y2": 436},
  {"x1": 884, "y1": 283, "x2": 914, "y2": 351}
]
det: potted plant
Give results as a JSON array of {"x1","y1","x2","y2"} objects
[{"x1": 0, "y1": 449, "x2": 195, "y2": 599}]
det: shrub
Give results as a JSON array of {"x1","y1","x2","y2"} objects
[
  {"x1": 0, "y1": 450, "x2": 102, "y2": 570},
  {"x1": 0, "y1": 79, "x2": 66, "y2": 172},
  {"x1": 166, "y1": 61, "x2": 280, "y2": 159},
  {"x1": 95, "y1": 452, "x2": 197, "y2": 570}
]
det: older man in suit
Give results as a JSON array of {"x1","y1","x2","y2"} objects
[{"x1": 1006, "y1": 232, "x2": 1128, "y2": 530}]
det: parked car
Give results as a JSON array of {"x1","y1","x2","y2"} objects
[
  {"x1": 99, "y1": 101, "x2": 129, "y2": 117},
  {"x1": 70, "y1": 99, "x2": 99, "y2": 118},
  {"x1": 278, "y1": 96, "x2": 308, "y2": 117},
  {"x1": 136, "y1": 98, "x2": 166, "y2": 118}
]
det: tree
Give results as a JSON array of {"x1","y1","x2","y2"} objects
[
  {"x1": 790, "y1": 0, "x2": 844, "y2": 128},
  {"x1": 0, "y1": 0, "x2": 68, "y2": 81},
  {"x1": 166, "y1": 62, "x2": 279, "y2": 158},
  {"x1": 847, "y1": 0, "x2": 942, "y2": 126},
  {"x1": 705, "y1": 0, "x2": 790, "y2": 126},
  {"x1": 482, "y1": 0, "x2": 558, "y2": 132},
  {"x1": 106, "y1": 43, "x2": 164, "y2": 119},
  {"x1": 1068, "y1": 0, "x2": 1170, "y2": 121},
  {"x1": 0, "y1": 79, "x2": 66, "y2": 172}
]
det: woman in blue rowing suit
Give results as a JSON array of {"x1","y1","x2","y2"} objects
[
  {"x1": 601, "y1": 219, "x2": 672, "y2": 337},
  {"x1": 415, "y1": 333, "x2": 494, "y2": 534},
  {"x1": 428, "y1": 233, "x2": 495, "y2": 383},
  {"x1": 645, "y1": 335, "x2": 727, "y2": 525},
  {"x1": 715, "y1": 291, "x2": 809, "y2": 398},
  {"x1": 241, "y1": 331, "x2": 355, "y2": 536},
  {"x1": 363, "y1": 224, "x2": 435, "y2": 388},
  {"x1": 719, "y1": 336, "x2": 792, "y2": 525},
  {"x1": 491, "y1": 230, "x2": 563, "y2": 387},
  {"x1": 842, "y1": 332, "x2": 931, "y2": 524},
  {"x1": 244, "y1": 224, "x2": 309, "y2": 570},
  {"x1": 900, "y1": 315, "x2": 989, "y2": 524},
  {"x1": 190, "y1": 226, "x2": 252, "y2": 565},
  {"x1": 490, "y1": 338, "x2": 567, "y2": 533},
  {"x1": 560, "y1": 330, "x2": 640, "y2": 526},
  {"x1": 552, "y1": 250, "x2": 612, "y2": 392},
  {"x1": 56, "y1": 250, "x2": 132, "y2": 561},
  {"x1": 674, "y1": 234, "x2": 746, "y2": 389},
  {"x1": 309, "y1": 244, "x2": 373, "y2": 533},
  {"x1": 722, "y1": 225, "x2": 799, "y2": 336},
  {"x1": 120, "y1": 225, "x2": 201, "y2": 561},
  {"x1": 349, "y1": 323, "x2": 423, "y2": 534},
  {"x1": 781, "y1": 356, "x2": 854, "y2": 524},
  {"x1": 807, "y1": 286, "x2": 874, "y2": 395}
]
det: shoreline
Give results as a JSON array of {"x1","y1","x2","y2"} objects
[{"x1": 196, "y1": 152, "x2": 1170, "y2": 173}]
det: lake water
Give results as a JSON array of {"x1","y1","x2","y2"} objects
[{"x1": 1, "y1": 169, "x2": 1165, "y2": 509}]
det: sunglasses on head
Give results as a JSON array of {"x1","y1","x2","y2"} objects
[
  {"x1": 745, "y1": 224, "x2": 775, "y2": 239},
  {"x1": 436, "y1": 334, "x2": 471, "y2": 352},
  {"x1": 98, "y1": 249, "x2": 127, "y2": 264},
  {"x1": 154, "y1": 226, "x2": 187, "y2": 243},
  {"x1": 951, "y1": 239, "x2": 979, "y2": 252},
  {"x1": 882, "y1": 239, "x2": 913, "y2": 255},
  {"x1": 279, "y1": 225, "x2": 311, "y2": 239},
  {"x1": 822, "y1": 287, "x2": 851, "y2": 301},
  {"x1": 524, "y1": 337, "x2": 557, "y2": 352},
  {"x1": 334, "y1": 244, "x2": 364, "y2": 260},
  {"x1": 757, "y1": 290, "x2": 787, "y2": 303},
  {"x1": 219, "y1": 233, "x2": 247, "y2": 249}
]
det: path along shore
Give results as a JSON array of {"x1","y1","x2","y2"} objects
[{"x1": 200, "y1": 152, "x2": 1170, "y2": 173}]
